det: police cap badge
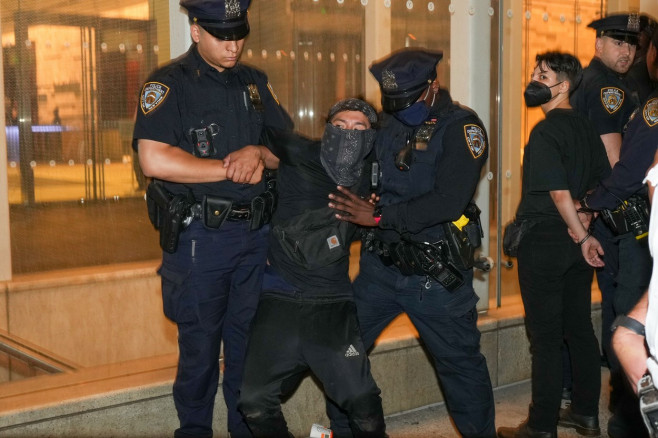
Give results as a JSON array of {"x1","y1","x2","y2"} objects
[
  {"x1": 181, "y1": 0, "x2": 251, "y2": 41},
  {"x1": 369, "y1": 48, "x2": 443, "y2": 112},
  {"x1": 588, "y1": 13, "x2": 640, "y2": 45}
]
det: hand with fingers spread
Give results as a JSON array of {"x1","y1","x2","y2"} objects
[{"x1": 328, "y1": 186, "x2": 378, "y2": 226}]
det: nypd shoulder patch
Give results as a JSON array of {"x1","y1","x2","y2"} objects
[
  {"x1": 140, "y1": 82, "x2": 170, "y2": 115},
  {"x1": 643, "y1": 97, "x2": 658, "y2": 127},
  {"x1": 464, "y1": 124, "x2": 486, "y2": 159},
  {"x1": 600, "y1": 87, "x2": 624, "y2": 114}
]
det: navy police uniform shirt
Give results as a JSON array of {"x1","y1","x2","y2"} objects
[
  {"x1": 374, "y1": 89, "x2": 488, "y2": 243},
  {"x1": 133, "y1": 44, "x2": 293, "y2": 203},
  {"x1": 586, "y1": 87, "x2": 658, "y2": 210},
  {"x1": 570, "y1": 57, "x2": 636, "y2": 136}
]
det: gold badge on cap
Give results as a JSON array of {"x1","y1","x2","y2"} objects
[
  {"x1": 600, "y1": 87, "x2": 624, "y2": 114},
  {"x1": 627, "y1": 13, "x2": 640, "y2": 32},
  {"x1": 225, "y1": 0, "x2": 241, "y2": 18},
  {"x1": 382, "y1": 69, "x2": 398, "y2": 91}
]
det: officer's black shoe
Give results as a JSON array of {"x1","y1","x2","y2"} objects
[
  {"x1": 607, "y1": 412, "x2": 650, "y2": 438},
  {"x1": 497, "y1": 421, "x2": 556, "y2": 438},
  {"x1": 557, "y1": 406, "x2": 600, "y2": 436}
]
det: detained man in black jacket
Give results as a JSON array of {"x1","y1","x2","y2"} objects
[{"x1": 238, "y1": 99, "x2": 387, "y2": 438}]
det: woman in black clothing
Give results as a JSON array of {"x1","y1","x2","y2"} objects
[{"x1": 497, "y1": 52, "x2": 611, "y2": 438}]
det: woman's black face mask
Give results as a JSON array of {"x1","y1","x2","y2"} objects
[{"x1": 523, "y1": 80, "x2": 563, "y2": 107}]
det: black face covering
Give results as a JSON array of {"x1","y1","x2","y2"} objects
[
  {"x1": 320, "y1": 123, "x2": 376, "y2": 187},
  {"x1": 523, "y1": 80, "x2": 562, "y2": 107}
]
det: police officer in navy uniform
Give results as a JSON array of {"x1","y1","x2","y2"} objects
[
  {"x1": 579, "y1": 27, "x2": 658, "y2": 438},
  {"x1": 571, "y1": 14, "x2": 639, "y2": 167},
  {"x1": 132, "y1": 1, "x2": 293, "y2": 437},
  {"x1": 567, "y1": 13, "x2": 640, "y2": 418},
  {"x1": 326, "y1": 48, "x2": 495, "y2": 438}
]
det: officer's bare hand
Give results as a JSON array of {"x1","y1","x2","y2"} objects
[
  {"x1": 248, "y1": 161, "x2": 265, "y2": 184},
  {"x1": 328, "y1": 186, "x2": 377, "y2": 226},
  {"x1": 612, "y1": 325, "x2": 648, "y2": 393},
  {"x1": 581, "y1": 236, "x2": 605, "y2": 268},
  {"x1": 224, "y1": 145, "x2": 264, "y2": 184}
]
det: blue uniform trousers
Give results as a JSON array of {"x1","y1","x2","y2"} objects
[
  {"x1": 160, "y1": 220, "x2": 269, "y2": 438},
  {"x1": 328, "y1": 251, "x2": 496, "y2": 438}
]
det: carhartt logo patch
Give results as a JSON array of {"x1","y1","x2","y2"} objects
[
  {"x1": 140, "y1": 82, "x2": 169, "y2": 115},
  {"x1": 464, "y1": 124, "x2": 486, "y2": 159},
  {"x1": 327, "y1": 235, "x2": 341, "y2": 249},
  {"x1": 601, "y1": 87, "x2": 624, "y2": 114},
  {"x1": 643, "y1": 97, "x2": 658, "y2": 127}
]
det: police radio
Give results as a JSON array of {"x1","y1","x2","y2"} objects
[
  {"x1": 190, "y1": 123, "x2": 219, "y2": 158},
  {"x1": 600, "y1": 193, "x2": 650, "y2": 239}
]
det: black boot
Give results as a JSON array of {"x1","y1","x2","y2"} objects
[
  {"x1": 497, "y1": 420, "x2": 556, "y2": 438},
  {"x1": 558, "y1": 406, "x2": 600, "y2": 436}
]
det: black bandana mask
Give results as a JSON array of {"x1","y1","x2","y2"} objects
[
  {"x1": 523, "y1": 80, "x2": 562, "y2": 107},
  {"x1": 320, "y1": 123, "x2": 376, "y2": 187}
]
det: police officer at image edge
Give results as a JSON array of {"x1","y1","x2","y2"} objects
[
  {"x1": 579, "y1": 25, "x2": 658, "y2": 438},
  {"x1": 326, "y1": 48, "x2": 496, "y2": 438},
  {"x1": 132, "y1": 0, "x2": 293, "y2": 437},
  {"x1": 566, "y1": 11, "x2": 640, "y2": 417}
]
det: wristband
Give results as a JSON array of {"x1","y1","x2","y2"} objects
[
  {"x1": 611, "y1": 314, "x2": 646, "y2": 336},
  {"x1": 372, "y1": 207, "x2": 382, "y2": 225},
  {"x1": 577, "y1": 233, "x2": 591, "y2": 246}
]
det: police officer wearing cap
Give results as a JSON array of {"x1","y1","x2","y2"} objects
[
  {"x1": 571, "y1": 13, "x2": 639, "y2": 167},
  {"x1": 132, "y1": 0, "x2": 293, "y2": 437},
  {"x1": 568, "y1": 12, "x2": 640, "y2": 420},
  {"x1": 327, "y1": 48, "x2": 495, "y2": 438},
  {"x1": 579, "y1": 27, "x2": 658, "y2": 438}
]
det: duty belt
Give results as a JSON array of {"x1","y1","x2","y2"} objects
[
  {"x1": 363, "y1": 232, "x2": 464, "y2": 291},
  {"x1": 189, "y1": 202, "x2": 252, "y2": 222}
]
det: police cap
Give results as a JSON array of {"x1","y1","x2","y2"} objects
[
  {"x1": 369, "y1": 48, "x2": 443, "y2": 112},
  {"x1": 639, "y1": 13, "x2": 658, "y2": 41},
  {"x1": 180, "y1": 0, "x2": 250, "y2": 41},
  {"x1": 588, "y1": 13, "x2": 640, "y2": 45}
]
